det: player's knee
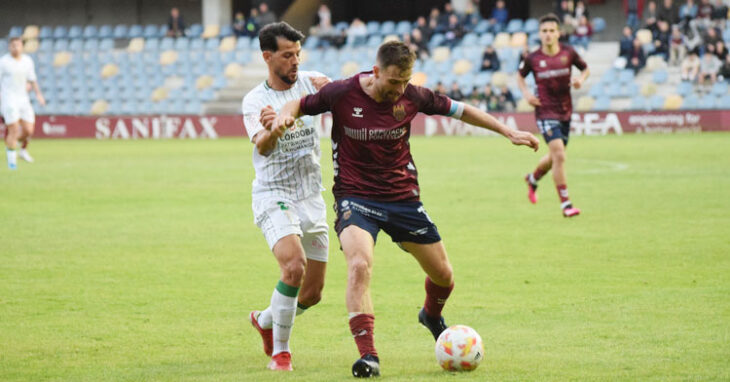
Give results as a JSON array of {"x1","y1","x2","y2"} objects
[
  {"x1": 348, "y1": 257, "x2": 372, "y2": 282},
  {"x1": 432, "y1": 264, "x2": 454, "y2": 286},
  {"x1": 552, "y1": 150, "x2": 566, "y2": 164},
  {"x1": 281, "y1": 257, "x2": 306, "y2": 285},
  {"x1": 299, "y1": 288, "x2": 323, "y2": 307}
]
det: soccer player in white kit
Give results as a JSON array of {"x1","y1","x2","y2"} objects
[
  {"x1": 241, "y1": 22, "x2": 330, "y2": 372},
  {"x1": 1, "y1": 37, "x2": 45, "y2": 170}
]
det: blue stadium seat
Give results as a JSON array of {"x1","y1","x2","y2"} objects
[
  {"x1": 594, "y1": 96, "x2": 611, "y2": 110},
  {"x1": 588, "y1": 83, "x2": 603, "y2": 98},
  {"x1": 619, "y1": 69, "x2": 635, "y2": 84},
  {"x1": 236, "y1": 36, "x2": 251, "y2": 50},
  {"x1": 188, "y1": 24, "x2": 204, "y2": 37},
  {"x1": 220, "y1": 25, "x2": 233, "y2": 37},
  {"x1": 128, "y1": 25, "x2": 144, "y2": 38},
  {"x1": 189, "y1": 38, "x2": 204, "y2": 50},
  {"x1": 461, "y1": 33, "x2": 478, "y2": 47},
  {"x1": 676, "y1": 81, "x2": 693, "y2": 96},
  {"x1": 69, "y1": 39, "x2": 84, "y2": 52},
  {"x1": 719, "y1": 94, "x2": 730, "y2": 108},
  {"x1": 629, "y1": 95, "x2": 647, "y2": 110},
  {"x1": 524, "y1": 19, "x2": 539, "y2": 34},
  {"x1": 39, "y1": 26, "x2": 53, "y2": 39},
  {"x1": 175, "y1": 37, "x2": 190, "y2": 50},
  {"x1": 380, "y1": 21, "x2": 396, "y2": 35},
  {"x1": 303, "y1": 36, "x2": 319, "y2": 50},
  {"x1": 699, "y1": 94, "x2": 716, "y2": 109},
  {"x1": 82, "y1": 25, "x2": 98, "y2": 39},
  {"x1": 474, "y1": 20, "x2": 490, "y2": 34},
  {"x1": 98, "y1": 25, "x2": 113, "y2": 39},
  {"x1": 53, "y1": 26, "x2": 68, "y2": 39},
  {"x1": 39, "y1": 39, "x2": 54, "y2": 52},
  {"x1": 506, "y1": 19, "x2": 524, "y2": 34},
  {"x1": 113, "y1": 25, "x2": 128, "y2": 39},
  {"x1": 335, "y1": 21, "x2": 350, "y2": 32},
  {"x1": 649, "y1": 95, "x2": 664, "y2": 110},
  {"x1": 204, "y1": 38, "x2": 219, "y2": 51},
  {"x1": 428, "y1": 33, "x2": 445, "y2": 48},
  {"x1": 367, "y1": 35, "x2": 382, "y2": 47},
  {"x1": 396, "y1": 21, "x2": 411, "y2": 35},
  {"x1": 250, "y1": 37, "x2": 260, "y2": 50},
  {"x1": 8, "y1": 26, "x2": 23, "y2": 38},
  {"x1": 681, "y1": 94, "x2": 699, "y2": 109},
  {"x1": 160, "y1": 37, "x2": 175, "y2": 51},
  {"x1": 478, "y1": 33, "x2": 494, "y2": 46},
  {"x1": 606, "y1": 82, "x2": 622, "y2": 98},
  {"x1": 592, "y1": 17, "x2": 606, "y2": 33},
  {"x1": 652, "y1": 70, "x2": 668, "y2": 84},
  {"x1": 144, "y1": 38, "x2": 159, "y2": 51},
  {"x1": 53, "y1": 39, "x2": 69, "y2": 51},
  {"x1": 99, "y1": 38, "x2": 114, "y2": 51},
  {"x1": 159, "y1": 24, "x2": 169, "y2": 38},
  {"x1": 623, "y1": 83, "x2": 639, "y2": 97},
  {"x1": 143, "y1": 24, "x2": 159, "y2": 39},
  {"x1": 366, "y1": 21, "x2": 380, "y2": 35},
  {"x1": 68, "y1": 25, "x2": 83, "y2": 39},
  {"x1": 711, "y1": 81, "x2": 728, "y2": 96},
  {"x1": 723, "y1": 28, "x2": 730, "y2": 43}
]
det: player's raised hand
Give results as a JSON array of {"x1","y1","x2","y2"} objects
[
  {"x1": 310, "y1": 76, "x2": 330, "y2": 91},
  {"x1": 508, "y1": 130, "x2": 540, "y2": 152},
  {"x1": 259, "y1": 105, "x2": 276, "y2": 130},
  {"x1": 271, "y1": 115, "x2": 295, "y2": 138},
  {"x1": 526, "y1": 94, "x2": 541, "y2": 107}
]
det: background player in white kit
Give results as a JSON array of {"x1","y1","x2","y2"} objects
[
  {"x1": 1, "y1": 37, "x2": 45, "y2": 170},
  {"x1": 241, "y1": 22, "x2": 330, "y2": 372}
]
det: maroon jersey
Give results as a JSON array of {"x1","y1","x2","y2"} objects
[
  {"x1": 300, "y1": 72, "x2": 456, "y2": 202},
  {"x1": 518, "y1": 44, "x2": 588, "y2": 121}
]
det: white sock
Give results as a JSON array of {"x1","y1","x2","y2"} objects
[
  {"x1": 528, "y1": 173, "x2": 537, "y2": 185},
  {"x1": 270, "y1": 281, "x2": 299, "y2": 356},
  {"x1": 6, "y1": 148, "x2": 17, "y2": 166},
  {"x1": 259, "y1": 303, "x2": 308, "y2": 330}
]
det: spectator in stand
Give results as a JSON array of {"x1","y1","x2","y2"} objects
[
  {"x1": 489, "y1": 0, "x2": 509, "y2": 33},
  {"x1": 440, "y1": 2, "x2": 457, "y2": 25},
  {"x1": 651, "y1": 20, "x2": 671, "y2": 59},
  {"x1": 256, "y1": 2, "x2": 277, "y2": 27},
  {"x1": 703, "y1": 26, "x2": 721, "y2": 53},
  {"x1": 571, "y1": 15, "x2": 593, "y2": 50},
  {"x1": 347, "y1": 18, "x2": 367, "y2": 46},
  {"x1": 448, "y1": 81, "x2": 464, "y2": 101},
  {"x1": 699, "y1": 50, "x2": 722, "y2": 83},
  {"x1": 684, "y1": 20, "x2": 704, "y2": 53},
  {"x1": 669, "y1": 25, "x2": 686, "y2": 65},
  {"x1": 314, "y1": 4, "x2": 332, "y2": 32},
  {"x1": 679, "y1": 0, "x2": 698, "y2": 22},
  {"x1": 246, "y1": 8, "x2": 260, "y2": 36},
  {"x1": 624, "y1": 0, "x2": 645, "y2": 30},
  {"x1": 444, "y1": 14, "x2": 465, "y2": 48},
  {"x1": 696, "y1": 0, "x2": 714, "y2": 28},
  {"x1": 467, "y1": 86, "x2": 481, "y2": 107},
  {"x1": 574, "y1": 1, "x2": 590, "y2": 20},
  {"x1": 681, "y1": 50, "x2": 701, "y2": 80},
  {"x1": 715, "y1": 40, "x2": 727, "y2": 61},
  {"x1": 429, "y1": 8, "x2": 443, "y2": 33},
  {"x1": 560, "y1": 14, "x2": 577, "y2": 43},
  {"x1": 410, "y1": 28, "x2": 430, "y2": 59},
  {"x1": 434, "y1": 81, "x2": 448, "y2": 96},
  {"x1": 711, "y1": 0, "x2": 728, "y2": 28},
  {"x1": 233, "y1": 11, "x2": 247, "y2": 37},
  {"x1": 481, "y1": 85, "x2": 500, "y2": 111},
  {"x1": 415, "y1": 16, "x2": 433, "y2": 42},
  {"x1": 620, "y1": 26, "x2": 636, "y2": 56},
  {"x1": 166, "y1": 7, "x2": 186, "y2": 37},
  {"x1": 658, "y1": 0, "x2": 680, "y2": 24},
  {"x1": 498, "y1": 85, "x2": 516, "y2": 111},
  {"x1": 555, "y1": 0, "x2": 572, "y2": 21},
  {"x1": 644, "y1": 1, "x2": 659, "y2": 31},
  {"x1": 480, "y1": 45, "x2": 501, "y2": 72},
  {"x1": 626, "y1": 38, "x2": 647, "y2": 73},
  {"x1": 717, "y1": 54, "x2": 730, "y2": 80}
]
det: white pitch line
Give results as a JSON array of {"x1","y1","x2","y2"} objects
[{"x1": 573, "y1": 159, "x2": 630, "y2": 174}]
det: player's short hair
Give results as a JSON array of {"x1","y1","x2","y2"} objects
[
  {"x1": 8, "y1": 36, "x2": 22, "y2": 44},
  {"x1": 258, "y1": 22, "x2": 305, "y2": 52},
  {"x1": 539, "y1": 13, "x2": 562, "y2": 27},
  {"x1": 376, "y1": 41, "x2": 416, "y2": 72}
]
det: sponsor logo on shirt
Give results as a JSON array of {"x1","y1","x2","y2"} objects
[
  {"x1": 352, "y1": 107, "x2": 364, "y2": 118},
  {"x1": 536, "y1": 68, "x2": 571, "y2": 79},
  {"x1": 392, "y1": 104, "x2": 406, "y2": 122},
  {"x1": 343, "y1": 125, "x2": 408, "y2": 141},
  {"x1": 539, "y1": 60, "x2": 547, "y2": 67}
]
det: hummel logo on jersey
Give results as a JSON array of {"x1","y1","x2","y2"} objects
[
  {"x1": 352, "y1": 107, "x2": 363, "y2": 118},
  {"x1": 409, "y1": 227, "x2": 429, "y2": 236}
]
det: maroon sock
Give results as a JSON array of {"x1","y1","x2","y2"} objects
[
  {"x1": 533, "y1": 168, "x2": 545, "y2": 181},
  {"x1": 349, "y1": 314, "x2": 377, "y2": 358},
  {"x1": 556, "y1": 184, "x2": 570, "y2": 204},
  {"x1": 423, "y1": 277, "x2": 454, "y2": 318},
  {"x1": 21, "y1": 139, "x2": 28, "y2": 149}
]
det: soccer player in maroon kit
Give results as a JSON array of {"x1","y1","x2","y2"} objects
[
  {"x1": 517, "y1": 14, "x2": 590, "y2": 217},
  {"x1": 263, "y1": 41, "x2": 539, "y2": 377}
]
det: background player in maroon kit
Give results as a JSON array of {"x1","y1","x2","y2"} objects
[
  {"x1": 264, "y1": 41, "x2": 539, "y2": 378},
  {"x1": 517, "y1": 14, "x2": 590, "y2": 217}
]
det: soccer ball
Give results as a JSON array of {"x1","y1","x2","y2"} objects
[{"x1": 435, "y1": 325, "x2": 484, "y2": 371}]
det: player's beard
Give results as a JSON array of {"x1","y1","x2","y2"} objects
[{"x1": 277, "y1": 67, "x2": 298, "y2": 85}]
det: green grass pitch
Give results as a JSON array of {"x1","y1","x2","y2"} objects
[{"x1": 1, "y1": 133, "x2": 728, "y2": 381}]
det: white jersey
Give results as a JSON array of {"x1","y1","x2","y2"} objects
[
  {"x1": 242, "y1": 71, "x2": 327, "y2": 201},
  {"x1": 0, "y1": 53, "x2": 36, "y2": 106}
]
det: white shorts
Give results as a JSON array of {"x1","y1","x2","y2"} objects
[
  {"x1": 1, "y1": 101, "x2": 35, "y2": 125},
  {"x1": 252, "y1": 192, "x2": 329, "y2": 262}
]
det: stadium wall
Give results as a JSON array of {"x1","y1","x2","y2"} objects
[{"x1": 3, "y1": 111, "x2": 728, "y2": 140}]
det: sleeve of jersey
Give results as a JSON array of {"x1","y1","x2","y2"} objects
[
  {"x1": 518, "y1": 56, "x2": 532, "y2": 77},
  {"x1": 573, "y1": 49, "x2": 588, "y2": 71},
  {"x1": 241, "y1": 97, "x2": 265, "y2": 143},
  {"x1": 28, "y1": 59, "x2": 37, "y2": 82},
  {"x1": 414, "y1": 86, "x2": 463, "y2": 118},
  {"x1": 299, "y1": 80, "x2": 343, "y2": 116}
]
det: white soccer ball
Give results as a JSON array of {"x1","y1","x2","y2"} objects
[{"x1": 435, "y1": 325, "x2": 484, "y2": 372}]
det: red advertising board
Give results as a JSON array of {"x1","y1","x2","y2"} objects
[{"x1": 0, "y1": 111, "x2": 728, "y2": 139}]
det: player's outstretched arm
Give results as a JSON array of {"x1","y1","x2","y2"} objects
[
  {"x1": 517, "y1": 75, "x2": 540, "y2": 107},
  {"x1": 459, "y1": 103, "x2": 539, "y2": 151},
  {"x1": 30, "y1": 81, "x2": 46, "y2": 106}
]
